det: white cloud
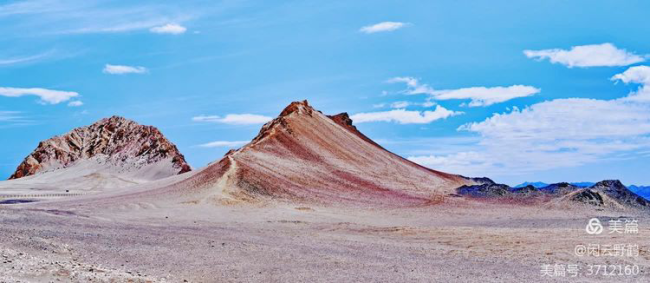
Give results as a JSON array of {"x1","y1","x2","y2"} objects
[
  {"x1": 408, "y1": 66, "x2": 650, "y2": 177},
  {"x1": 611, "y1": 65, "x2": 650, "y2": 102},
  {"x1": 390, "y1": 101, "x2": 411, "y2": 108},
  {"x1": 150, "y1": 23, "x2": 187, "y2": 34},
  {"x1": 0, "y1": 51, "x2": 52, "y2": 66},
  {"x1": 387, "y1": 77, "x2": 418, "y2": 87},
  {"x1": 386, "y1": 100, "x2": 436, "y2": 109},
  {"x1": 351, "y1": 106, "x2": 462, "y2": 124},
  {"x1": 67, "y1": 100, "x2": 83, "y2": 107},
  {"x1": 359, "y1": 22, "x2": 408, "y2": 34},
  {"x1": 388, "y1": 76, "x2": 540, "y2": 106},
  {"x1": 435, "y1": 85, "x2": 541, "y2": 107},
  {"x1": 422, "y1": 101, "x2": 436, "y2": 107},
  {"x1": 192, "y1": 114, "x2": 272, "y2": 125},
  {"x1": 103, "y1": 64, "x2": 148, "y2": 75},
  {"x1": 0, "y1": 87, "x2": 78, "y2": 104},
  {"x1": 408, "y1": 151, "x2": 493, "y2": 177},
  {"x1": 459, "y1": 98, "x2": 650, "y2": 141},
  {"x1": 192, "y1": 115, "x2": 219, "y2": 122},
  {"x1": 387, "y1": 77, "x2": 434, "y2": 95},
  {"x1": 198, "y1": 140, "x2": 249, "y2": 148},
  {"x1": 611, "y1": 65, "x2": 650, "y2": 85},
  {"x1": 524, "y1": 43, "x2": 646, "y2": 68}
]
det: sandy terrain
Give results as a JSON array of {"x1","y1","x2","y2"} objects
[
  {"x1": 2, "y1": 102, "x2": 647, "y2": 282},
  {"x1": 1, "y1": 198, "x2": 648, "y2": 282}
]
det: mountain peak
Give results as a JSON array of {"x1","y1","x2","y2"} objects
[
  {"x1": 166, "y1": 100, "x2": 470, "y2": 207},
  {"x1": 248, "y1": 100, "x2": 320, "y2": 147},
  {"x1": 279, "y1": 100, "x2": 312, "y2": 117},
  {"x1": 9, "y1": 116, "x2": 190, "y2": 180},
  {"x1": 96, "y1": 115, "x2": 131, "y2": 125},
  {"x1": 104, "y1": 115, "x2": 130, "y2": 124},
  {"x1": 592, "y1": 180, "x2": 625, "y2": 190}
]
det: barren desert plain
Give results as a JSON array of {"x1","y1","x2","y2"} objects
[
  {"x1": 1, "y1": 101, "x2": 649, "y2": 282},
  {"x1": 4, "y1": 1, "x2": 650, "y2": 282}
]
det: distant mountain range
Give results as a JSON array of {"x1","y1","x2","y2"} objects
[
  {"x1": 628, "y1": 185, "x2": 650, "y2": 200},
  {"x1": 459, "y1": 179, "x2": 650, "y2": 209},
  {"x1": 514, "y1": 182, "x2": 650, "y2": 200},
  {"x1": 514, "y1": 182, "x2": 594, "y2": 188}
]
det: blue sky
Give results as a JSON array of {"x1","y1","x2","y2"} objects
[{"x1": 2, "y1": 0, "x2": 650, "y2": 185}]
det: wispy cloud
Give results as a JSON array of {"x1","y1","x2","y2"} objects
[
  {"x1": 524, "y1": 43, "x2": 646, "y2": 68},
  {"x1": 390, "y1": 101, "x2": 411, "y2": 108},
  {"x1": 0, "y1": 110, "x2": 22, "y2": 122},
  {"x1": 192, "y1": 114, "x2": 272, "y2": 125},
  {"x1": 0, "y1": 0, "x2": 194, "y2": 35},
  {"x1": 67, "y1": 100, "x2": 83, "y2": 107},
  {"x1": 386, "y1": 100, "x2": 435, "y2": 109},
  {"x1": 388, "y1": 76, "x2": 539, "y2": 106},
  {"x1": 351, "y1": 106, "x2": 462, "y2": 124},
  {"x1": 387, "y1": 77, "x2": 433, "y2": 94},
  {"x1": 150, "y1": 23, "x2": 187, "y2": 34},
  {"x1": 360, "y1": 21, "x2": 408, "y2": 34},
  {"x1": 197, "y1": 140, "x2": 248, "y2": 148},
  {"x1": 0, "y1": 110, "x2": 33, "y2": 128},
  {"x1": 435, "y1": 85, "x2": 540, "y2": 107},
  {"x1": 103, "y1": 64, "x2": 148, "y2": 75},
  {"x1": 0, "y1": 51, "x2": 53, "y2": 66},
  {"x1": 0, "y1": 87, "x2": 78, "y2": 104},
  {"x1": 0, "y1": 0, "x2": 77, "y2": 16}
]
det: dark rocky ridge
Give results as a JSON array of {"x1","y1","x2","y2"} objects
[{"x1": 457, "y1": 179, "x2": 649, "y2": 210}]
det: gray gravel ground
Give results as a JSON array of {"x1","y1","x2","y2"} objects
[{"x1": 1, "y1": 202, "x2": 649, "y2": 282}]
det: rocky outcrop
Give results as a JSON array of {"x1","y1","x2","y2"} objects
[
  {"x1": 9, "y1": 116, "x2": 190, "y2": 180},
  {"x1": 570, "y1": 190, "x2": 604, "y2": 206},
  {"x1": 457, "y1": 183, "x2": 512, "y2": 197},
  {"x1": 589, "y1": 180, "x2": 648, "y2": 209}
]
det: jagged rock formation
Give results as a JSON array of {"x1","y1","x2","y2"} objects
[
  {"x1": 149, "y1": 100, "x2": 472, "y2": 207},
  {"x1": 8, "y1": 116, "x2": 190, "y2": 180}
]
